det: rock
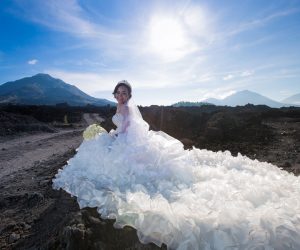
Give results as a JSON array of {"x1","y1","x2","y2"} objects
[
  {"x1": 20, "y1": 222, "x2": 31, "y2": 230},
  {"x1": 9, "y1": 232, "x2": 20, "y2": 243},
  {"x1": 26, "y1": 192, "x2": 44, "y2": 207},
  {"x1": 61, "y1": 224, "x2": 87, "y2": 250},
  {"x1": 180, "y1": 138, "x2": 194, "y2": 149},
  {"x1": 204, "y1": 127, "x2": 223, "y2": 141},
  {"x1": 0, "y1": 198, "x2": 7, "y2": 209},
  {"x1": 281, "y1": 162, "x2": 292, "y2": 168},
  {"x1": 5, "y1": 223, "x2": 17, "y2": 231},
  {"x1": 39, "y1": 179, "x2": 49, "y2": 186},
  {"x1": 76, "y1": 223, "x2": 85, "y2": 230},
  {"x1": 87, "y1": 215, "x2": 105, "y2": 225},
  {"x1": 92, "y1": 241, "x2": 106, "y2": 249}
]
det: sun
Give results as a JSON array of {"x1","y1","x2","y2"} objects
[{"x1": 147, "y1": 16, "x2": 187, "y2": 61}]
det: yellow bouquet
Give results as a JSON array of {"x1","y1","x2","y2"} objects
[{"x1": 83, "y1": 124, "x2": 107, "y2": 140}]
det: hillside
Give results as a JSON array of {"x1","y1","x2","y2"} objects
[{"x1": 0, "y1": 73, "x2": 115, "y2": 106}]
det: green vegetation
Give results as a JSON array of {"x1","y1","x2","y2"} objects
[{"x1": 172, "y1": 101, "x2": 213, "y2": 107}]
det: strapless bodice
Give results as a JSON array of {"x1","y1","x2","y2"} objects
[{"x1": 112, "y1": 113, "x2": 123, "y2": 128}]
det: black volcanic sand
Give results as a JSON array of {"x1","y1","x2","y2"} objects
[{"x1": 0, "y1": 105, "x2": 299, "y2": 249}]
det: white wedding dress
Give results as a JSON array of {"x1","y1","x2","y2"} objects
[{"x1": 53, "y1": 100, "x2": 300, "y2": 250}]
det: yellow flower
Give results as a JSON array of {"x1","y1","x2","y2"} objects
[{"x1": 83, "y1": 124, "x2": 107, "y2": 140}]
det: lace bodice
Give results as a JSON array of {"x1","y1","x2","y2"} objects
[{"x1": 112, "y1": 113, "x2": 124, "y2": 134}]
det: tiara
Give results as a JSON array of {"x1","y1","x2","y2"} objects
[{"x1": 118, "y1": 80, "x2": 131, "y2": 86}]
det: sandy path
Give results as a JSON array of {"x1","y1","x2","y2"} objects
[
  {"x1": 0, "y1": 127, "x2": 84, "y2": 248},
  {"x1": 0, "y1": 113, "x2": 105, "y2": 180},
  {"x1": 0, "y1": 129, "x2": 83, "y2": 180},
  {"x1": 0, "y1": 114, "x2": 97, "y2": 248},
  {"x1": 0, "y1": 136, "x2": 83, "y2": 248}
]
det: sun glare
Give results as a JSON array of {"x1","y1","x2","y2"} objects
[{"x1": 148, "y1": 16, "x2": 187, "y2": 61}]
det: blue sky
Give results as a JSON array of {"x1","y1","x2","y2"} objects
[{"x1": 0, "y1": 0, "x2": 299, "y2": 105}]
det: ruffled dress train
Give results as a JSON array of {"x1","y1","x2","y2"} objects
[{"x1": 53, "y1": 112, "x2": 300, "y2": 250}]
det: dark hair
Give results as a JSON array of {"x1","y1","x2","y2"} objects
[{"x1": 112, "y1": 80, "x2": 132, "y2": 99}]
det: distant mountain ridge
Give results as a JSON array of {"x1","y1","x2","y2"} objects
[
  {"x1": 282, "y1": 93, "x2": 300, "y2": 105},
  {"x1": 0, "y1": 73, "x2": 115, "y2": 106},
  {"x1": 173, "y1": 90, "x2": 299, "y2": 108},
  {"x1": 202, "y1": 90, "x2": 297, "y2": 108}
]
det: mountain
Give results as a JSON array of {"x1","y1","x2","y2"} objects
[
  {"x1": 0, "y1": 73, "x2": 115, "y2": 106},
  {"x1": 203, "y1": 90, "x2": 285, "y2": 108},
  {"x1": 282, "y1": 93, "x2": 300, "y2": 105}
]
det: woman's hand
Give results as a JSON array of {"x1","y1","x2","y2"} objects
[{"x1": 109, "y1": 129, "x2": 118, "y2": 138}]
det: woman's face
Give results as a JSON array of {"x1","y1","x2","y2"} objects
[{"x1": 115, "y1": 85, "x2": 129, "y2": 104}]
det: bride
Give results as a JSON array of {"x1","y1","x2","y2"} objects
[{"x1": 53, "y1": 80, "x2": 300, "y2": 250}]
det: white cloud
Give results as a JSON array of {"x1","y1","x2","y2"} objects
[
  {"x1": 201, "y1": 89, "x2": 236, "y2": 100},
  {"x1": 45, "y1": 69, "x2": 116, "y2": 94},
  {"x1": 14, "y1": 0, "x2": 120, "y2": 40},
  {"x1": 223, "y1": 74, "x2": 234, "y2": 81},
  {"x1": 13, "y1": 1, "x2": 217, "y2": 65},
  {"x1": 182, "y1": 5, "x2": 215, "y2": 43},
  {"x1": 219, "y1": 90, "x2": 236, "y2": 99},
  {"x1": 279, "y1": 90, "x2": 293, "y2": 98},
  {"x1": 231, "y1": 36, "x2": 273, "y2": 51},
  {"x1": 241, "y1": 70, "x2": 254, "y2": 77},
  {"x1": 28, "y1": 59, "x2": 38, "y2": 65},
  {"x1": 224, "y1": 8, "x2": 299, "y2": 38},
  {"x1": 220, "y1": 70, "x2": 254, "y2": 81}
]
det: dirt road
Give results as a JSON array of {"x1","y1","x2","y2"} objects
[
  {"x1": 0, "y1": 114, "x2": 87, "y2": 248},
  {"x1": 0, "y1": 113, "x2": 104, "y2": 179},
  {"x1": 0, "y1": 129, "x2": 83, "y2": 180}
]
